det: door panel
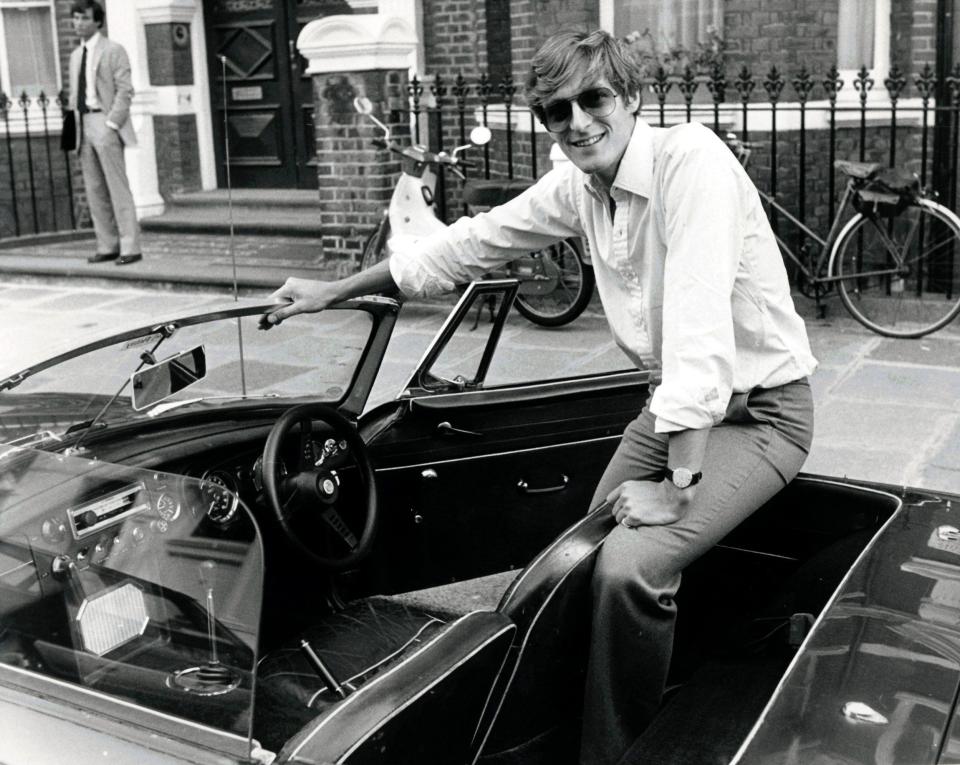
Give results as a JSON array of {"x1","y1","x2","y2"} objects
[{"x1": 359, "y1": 375, "x2": 648, "y2": 596}]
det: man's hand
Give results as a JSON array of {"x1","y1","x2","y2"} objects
[
  {"x1": 608, "y1": 479, "x2": 692, "y2": 528},
  {"x1": 260, "y1": 277, "x2": 340, "y2": 329}
]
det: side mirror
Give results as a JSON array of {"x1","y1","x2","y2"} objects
[
  {"x1": 131, "y1": 345, "x2": 206, "y2": 411},
  {"x1": 470, "y1": 125, "x2": 492, "y2": 146},
  {"x1": 354, "y1": 96, "x2": 373, "y2": 115}
]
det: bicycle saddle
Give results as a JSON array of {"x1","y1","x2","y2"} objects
[
  {"x1": 462, "y1": 179, "x2": 534, "y2": 208},
  {"x1": 833, "y1": 159, "x2": 883, "y2": 179}
]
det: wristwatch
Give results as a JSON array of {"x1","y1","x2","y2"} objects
[{"x1": 661, "y1": 467, "x2": 703, "y2": 489}]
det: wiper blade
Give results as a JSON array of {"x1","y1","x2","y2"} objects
[
  {"x1": 147, "y1": 393, "x2": 280, "y2": 418},
  {"x1": 64, "y1": 420, "x2": 107, "y2": 436}
]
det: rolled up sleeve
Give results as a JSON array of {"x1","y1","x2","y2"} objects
[
  {"x1": 389, "y1": 168, "x2": 583, "y2": 298},
  {"x1": 650, "y1": 138, "x2": 743, "y2": 433}
]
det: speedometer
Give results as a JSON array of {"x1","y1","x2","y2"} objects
[{"x1": 200, "y1": 470, "x2": 239, "y2": 524}]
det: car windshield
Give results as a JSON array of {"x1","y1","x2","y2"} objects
[
  {"x1": 0, "y1": 301, "x2": 375, "y2": 444},
  {"x1": 0, "y1": 446, "x2": 264, "y2": 755}
]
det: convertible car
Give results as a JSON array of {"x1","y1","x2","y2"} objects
[{"x1": 1, "y1": 280, "x2": 959, "y2": 765}]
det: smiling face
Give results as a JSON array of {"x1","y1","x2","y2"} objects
[
  {"x1": 548, "y1": 72, "x2": 640, "y2": 187},
  {"x1": 72, "y1": 8, "x2": 99, "y2": 42}
]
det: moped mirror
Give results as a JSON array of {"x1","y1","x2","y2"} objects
[
  {"x1": 470, "y1": 125, "x2": 492, "y2": 146},
  {"x1": 354, "y1": 96, "x2": 373, "y2": 115},
  {"x1": 131, "y1": 345, "x2": 206, "y2": 411}
]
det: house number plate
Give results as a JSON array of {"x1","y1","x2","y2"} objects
[{"x1": 231, "y1": 86, "x2": 263, "y2": 102}]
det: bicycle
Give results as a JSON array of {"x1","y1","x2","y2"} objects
[
  {"x1": 726, "y1": 133, "x2": 960, "y2": 338},
  {"x1": 355, "y1": 97, "x2": 595, "y2": 327}
]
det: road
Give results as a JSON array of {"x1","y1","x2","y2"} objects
[{"x1": 2, "y1": 279, "x2": 960, "y2": 494}]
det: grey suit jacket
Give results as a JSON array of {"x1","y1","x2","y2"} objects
[{"x1": 67, "y1": 35, "x2": 137, "y2": 151}]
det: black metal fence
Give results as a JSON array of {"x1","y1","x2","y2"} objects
[
  {"x1": 399, "y1": 63, "x2": 960, "y2": 239},
  {"x1": 0, "y1": 90, "x2": 77, "y2": 239}
]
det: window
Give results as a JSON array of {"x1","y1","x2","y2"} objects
[
  {"x1": 837, "y1": 0, "x2": 889, "y2": 78},
  {"x1": 602, "y1": 0, "x2": 723, "y2": 51},
  {"x1": 0, "y1": 1, "x2": 59, "y2": 99}
]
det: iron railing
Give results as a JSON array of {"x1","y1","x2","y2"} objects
[
  {"x1": 0, "y1": 90, "x2": 77, "y2": 239},
  {"x1": 399, "y1": 63, "x2": 960, "y2": 238}
]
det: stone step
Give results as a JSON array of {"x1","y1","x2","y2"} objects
[
  {"x1": 142, "y1": 190, "x2": 324, "y2": 237},
  {"x1": 168, "y1": 189, "x2": 320, "y2": 208}
]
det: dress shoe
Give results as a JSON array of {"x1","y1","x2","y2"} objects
[
  {"x1": 87, "y1": 251, "x2": 119, "y2": 263},
  {"x1": 115, "y1": 253, "x2": 143, "y2": 266}
]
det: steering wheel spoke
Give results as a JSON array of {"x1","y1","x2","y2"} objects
[
  {"x1": 263, "y1": 404, "x2": 378, "y2": 570},
  {"x1": 320, "y1": 506, "x2": 359, "y2": 550}
]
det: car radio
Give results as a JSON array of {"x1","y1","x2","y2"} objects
[{"x1": 67, "y1": 483, "x2": 149, "y2": 539}]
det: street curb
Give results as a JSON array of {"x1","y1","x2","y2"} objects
[{"x1": 0, "y1": 230, "x2": 95, "y2": 250}]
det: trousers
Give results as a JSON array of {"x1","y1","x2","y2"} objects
[
  {"x1": 80, "y1": 112, "x2": 141, "y2": 256},
  {"x1": 579, "y1": 378, "x2": 814, "y2": 765}
]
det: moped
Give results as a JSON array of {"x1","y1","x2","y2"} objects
[{"x1": 354, "y1": 97, "x2": 594, "y2": 327}]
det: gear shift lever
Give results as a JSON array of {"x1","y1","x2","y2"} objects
[{"x1": 168, "y1": 560, "x2": 242, "y2": 696}]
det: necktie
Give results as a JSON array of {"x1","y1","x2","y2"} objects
[{"x1": 77, "y1": 45, "x2": 87, "y2": 114}]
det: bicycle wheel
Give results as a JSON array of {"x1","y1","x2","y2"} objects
[
  {"x1": 829, "y1": 198, "x2": 960, "y2": 338},
  {"x1": 513, "y1": 238, "x2": 595, "y2": 327},
  {"x1": 359, "y1": 216, "x2": 391, "y2": 271}
]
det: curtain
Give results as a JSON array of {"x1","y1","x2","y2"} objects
[
  {"x1": 837, "y1": 0, "x2": 876, "y2": 69},
  {"x1": 614, "y1": 0, "x2": 723, "y2": 50},
  {"x1": 3, "y1": 6, "x2": 57, "y2": 97}
]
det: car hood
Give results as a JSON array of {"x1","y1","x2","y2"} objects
[
  {"x1": 0, "y1": 297, "x2": 399, "y2": 445},
  {"x1": 734, "y1": 483, "x2": 960, "y2": 764}
]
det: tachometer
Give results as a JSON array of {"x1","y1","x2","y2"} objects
[{"x1": 199, "y1": 470, "x2": 239, "y2": 524}]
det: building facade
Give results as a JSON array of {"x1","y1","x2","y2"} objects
[{"x1": 0, "y1": 1, "x2": 955, "y2": 246}]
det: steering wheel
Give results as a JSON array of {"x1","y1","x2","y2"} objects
[{"x1": 262, "y1": 403, "x2": 378, "y2": 570}]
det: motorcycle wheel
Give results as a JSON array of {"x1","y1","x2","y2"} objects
[{"x1": 513, "y1": 238, "x2": 595, "y2": 327}]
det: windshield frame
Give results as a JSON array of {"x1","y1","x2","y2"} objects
[{"x1": 0, "y1": 296, "x2": 400, "y2": 443}]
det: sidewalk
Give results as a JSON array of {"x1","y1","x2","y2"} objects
[{"x1": 0, "y1": 230, "x2": 347, "y2": 292}]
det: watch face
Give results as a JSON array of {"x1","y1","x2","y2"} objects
[{"x1": 672, "y1": 468, "x2": 693, "y2": 489}]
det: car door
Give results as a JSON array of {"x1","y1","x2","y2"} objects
[{"x1": 358, "y1": 281, "x2": 652, "y2": 595}]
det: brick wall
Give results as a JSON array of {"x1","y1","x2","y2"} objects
[
  {"x1": 0, "y1": 135, "x2": 79, "y2": 238},
  {"x1": 155, "y1": 115, "x2": 201, "y2": 199},
  {"x1": 724, "y1": 0, "x2": 837, "y2": 76},
  {"x1": 312, "y1": 69, "x2": 411, "y2": 259}
]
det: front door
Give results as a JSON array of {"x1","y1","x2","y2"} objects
[{"x1": 206, "y1": 0, "x2": 345, "y2": 188}]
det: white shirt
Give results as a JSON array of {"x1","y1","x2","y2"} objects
[
  {"x1": 389, "y1": 118, "x2": 818, "y2": 432},
  {"x1": 82, "y1": 32, "x2": 102, "y2": 111}
]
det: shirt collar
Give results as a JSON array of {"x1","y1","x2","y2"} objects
[
  {"x1": 584, "y1": 118, "x2": 655, "y2": 201},
  {"x1": 83, "y1": 32, "x2": 101, "y2": 51}
]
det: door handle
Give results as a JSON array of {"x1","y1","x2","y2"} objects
[
  {"x1": 517, "y1": 474, "x2": 569, "y2": 494},
  {"x1": 436, "y1": 421, "x2": 483, "y2": 438}
]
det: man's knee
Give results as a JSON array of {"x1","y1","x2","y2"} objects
[{"x1": 593, "y1": 529, "x2": 681, "y2": 597}]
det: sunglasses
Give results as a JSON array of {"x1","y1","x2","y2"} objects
[{"x1": 533, "y1": 87, "x2": 618, "y2": 133}]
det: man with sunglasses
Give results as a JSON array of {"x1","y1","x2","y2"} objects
[{"x1": 263, "y1": 29, "x2": 816, "y2": 765}]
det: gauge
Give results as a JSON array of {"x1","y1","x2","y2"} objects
[
  {"x1": 200, "y1": 470, "x2": 239, "y2": 524},
  {"x1": 252, "y1": 454, "x2": 287, "y2": 493},
  {"x1": 155, "y1": 492, "x2": 181, "y2": 522}
]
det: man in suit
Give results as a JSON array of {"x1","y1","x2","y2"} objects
[{"x1": 68, "y1": 0, "x2": 142, "y2": 265}]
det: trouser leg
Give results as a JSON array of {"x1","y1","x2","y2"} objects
[
  {"x1": 80, "y1": 121, "x2": 119, "y2": 255},
  {"x1": 579, "y1": 380, "x2": 813, "y2": 765},
  {"x1": 93, "y1": 130, "x2": 141, "y2": 255},
  {"x1": 81, "y1": 113, "x2": 141, "y2": 255}
]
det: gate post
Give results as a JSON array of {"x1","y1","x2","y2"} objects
[{"x1": 298, "y1": 5, "x2": 421, "y2": 263}]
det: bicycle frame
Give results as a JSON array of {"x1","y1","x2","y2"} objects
[{"x1": 735, "y1": 139, "x2": 912, "y2": 289}]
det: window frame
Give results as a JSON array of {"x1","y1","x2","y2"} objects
[
  {"x1": 836, "y1": 0, "x2": 891, "y2": 104},
  {"x1": 0, "y1": 0, "x2": 63, "y2": 134}
]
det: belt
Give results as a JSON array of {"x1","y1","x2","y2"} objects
[{"x1": 80, "y1": 108, "x2": 102, "y2": 113}]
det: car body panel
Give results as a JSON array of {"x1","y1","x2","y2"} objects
[{"x1": 735, "y1": 487, "x2": 960, "y2": 764}]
